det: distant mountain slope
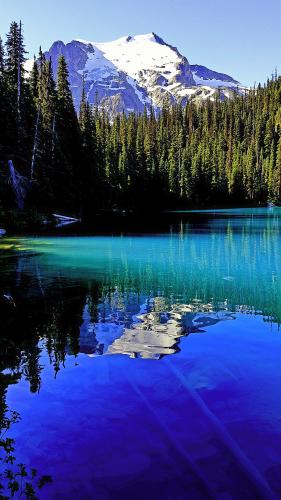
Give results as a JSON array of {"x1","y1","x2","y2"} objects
[
  {"x1": 27, "y1": 33, "x2": 244, "y2": 115},
  {"x1": 190, "y1": 64, "x2": 240, "y2": 87}
]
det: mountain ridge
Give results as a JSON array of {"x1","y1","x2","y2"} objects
[{"x1": 27, "y1": 33, "x2": 244, "y2": 115}]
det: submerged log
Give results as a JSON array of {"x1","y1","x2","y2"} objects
[{"x1": 52, "y1": 214, "x2": 81, "y2": 228}]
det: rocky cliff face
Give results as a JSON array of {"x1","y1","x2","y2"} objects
[{"x1": 35, "y1": 33, "x2": 244, "y2": 115}]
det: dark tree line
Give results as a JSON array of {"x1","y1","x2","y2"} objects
[{"x1": 0, "y1": 22, "x2": 281, "y2": 226}]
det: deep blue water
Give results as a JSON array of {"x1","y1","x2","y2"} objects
[{"x1": 0, "y1": 208, "x2": 280, "y2": 499}]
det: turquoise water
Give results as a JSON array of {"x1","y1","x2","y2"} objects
[{"x1": 0, "y1": 208, "x2": 280, "y2": 499}]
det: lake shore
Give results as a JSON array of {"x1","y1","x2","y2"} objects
[{"x1": 1, "y1": 202, "x2": 278, "y2": 237}]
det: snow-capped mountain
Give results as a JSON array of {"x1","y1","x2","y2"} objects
[{"x1": 33, "y1": 33, "x2": 243, "y2": 115}]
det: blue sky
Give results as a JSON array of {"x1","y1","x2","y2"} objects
[{"x1": 0, "y1": 0, "x2": 280, "y2": 86}]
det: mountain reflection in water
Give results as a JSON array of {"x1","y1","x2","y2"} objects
[{"x1": 79, "y1": 296, "x2": 236, "y2": 359}]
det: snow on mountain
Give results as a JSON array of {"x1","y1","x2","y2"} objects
[
  {"x1": 27, "y1": 33, "x2": 244, "y2": 115},
  {"x1": 94, "y1": 33, "x2": 195, "y2": 89},
  {"x1": 190, "y1": 64, "x2": 240, "y2": 88}
]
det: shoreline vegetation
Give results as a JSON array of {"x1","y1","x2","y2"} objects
[
  {"x1": 1, "y1": 205, "x2": 281, "y2": 240},
  {"x1": 0, "y1": 203, "x2": 280, "y2": 235},
  {"x1": 0, "y1": 21, "x2": 281, "y2": 233}
]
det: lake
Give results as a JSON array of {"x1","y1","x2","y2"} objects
[{"x1": 0, "y1": 208, "x2": 280, "y2": 499}]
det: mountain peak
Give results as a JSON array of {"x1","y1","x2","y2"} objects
[
  {"x1": 73, "y1": 33, "x2": 167, "y2": 48},
  {"x1": 150, "y1": 32, "x2": 167, "y2": 45},
  {"x1": 127, "y1": 33, "x2": 166, "y2": 44},
  {"x1": 50, "y1": 40, "x2": 65, "y2": 50},
  {"x1": 27, "y1": 33, "x2": 244, "y2": 117}
]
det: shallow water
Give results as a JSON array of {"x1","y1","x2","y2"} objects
[{"x1": 0, "y1": 208, "x2": 281, "y2": 499}]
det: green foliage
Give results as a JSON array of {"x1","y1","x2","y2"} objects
[
  {"x1": 90, "y1": 78, "x2": 281, "y2": 210},
  {"x1": 0, "y1": 407, "x2": 52, "y2": 499}
]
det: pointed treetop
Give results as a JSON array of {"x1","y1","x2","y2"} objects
[{"x1": 0, "y1": 36, "x2": 4, "y2": 74}]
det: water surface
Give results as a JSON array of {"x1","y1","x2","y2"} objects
[{"x1": 0, "y1": 208, "x2": 280, "y2": 499}]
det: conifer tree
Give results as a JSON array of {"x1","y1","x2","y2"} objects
[
  {"x1": 79, "y1": 75, "x2": 98, "y2": 216},
  {"x1": 0, "y1": 36, "x2": 6, "y2": 157},
  {"x1": 54, "y1": 55, "x2": 80, "y2": 211},
  {"x1": 5, "y1": 21, "x2": 27, "y2": 157}
]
